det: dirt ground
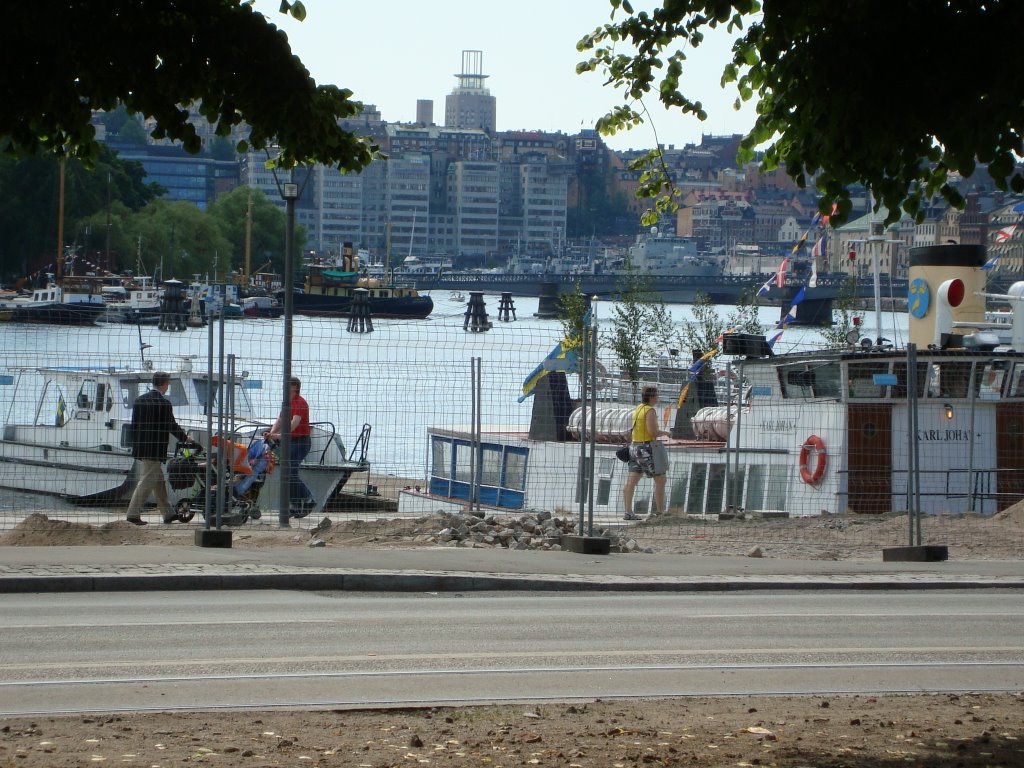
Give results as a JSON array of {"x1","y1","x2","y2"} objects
[
  {"x1": 1, "y1": 693, "x2": 1022, "y2": 767},
  {"x1": 2, "y1": 483, "x2": 1023, "y2": 560}
]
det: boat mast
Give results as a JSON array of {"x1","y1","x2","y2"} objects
[
  {"x1": 244, "y1": 189, "x2": 253, "y2": 286},
  {"x1": 56, "y1": 158, "x2": 66, "y2": 281}
]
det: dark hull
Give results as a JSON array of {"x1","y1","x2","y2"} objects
[
  {"x1": 411, "y1": 271, "x2": 906, "y2": 306},
  {"x1": 5, "y1": 302, "x2": 105, "y2": 326},
  {"x1": 290, "y1": 291, "x2": 434, "y2": 319}
]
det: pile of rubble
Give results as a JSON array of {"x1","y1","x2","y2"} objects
[{"x1": 411, "y1": 509, "x2": 650, "y2": 553}]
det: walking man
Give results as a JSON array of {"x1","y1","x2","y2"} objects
[
  {"x1": 125, "y1": 371, "x2": 191, "y2": 525},
  {"x1": 268, "y1": 376, "x2": 316, "y2": 517}
]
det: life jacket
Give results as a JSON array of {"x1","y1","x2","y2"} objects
[{"x1": 210, "y1": 435, "x2": 252, "y2": 475}]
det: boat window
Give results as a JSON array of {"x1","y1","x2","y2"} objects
[
  {"x1": 847, "y1": 361, "x2": 889, "y2": 399},
  {"x1": 165, "y1": 378, "x2": 188, "y2": 407},
  {"x1": 574, "y1": 456, "x2": 592, "y2": 504},
  {"x1": 891, "y1": 362, "x2": 929, "y2": 398},
  {"x1": 453, "y1": 441, "x2": 474, "y2": 483},
  {"x1": 190, "y1": 379, "x2": 252, "y2": 416},
  {"x1": 503, "y1": 449, "x2": 527, "y2": 491},
  {"x1": 978, "y1": 362, "x2": 1008, "y2": 400},
  {"x1": 596, "y1": 455, "x2": 615, "y2": 506},
  {"x1": 668, "y1": 468, "x2": 689, "y2": 510},
  {"x1": 1010, "y1": 364, "x2": 1024, "y2": 398},
  {"x1": 75, "y1": 379, "x2": 97, "y2": 410},
  {"x1": 779, "y1": 362, "x2": 841, "y2": 399},
  {"x1": 430, "y1": 437, "x2": 452, "y2": 479},
  {"x1": 120, "y1": 379, "x2": 143, "y2": 408},
  {"x1": 706, "y1": 463, "x2": 727, "y2": 514},
  {"x1": 765, "y1": 465, "x2": 789, "y2": 511},
  {"x1": 746, "y1": 465, "x2": 766, "y2": 510},
  {"x1": 35, "y1": 382, "x2": 68, "y2": 427},
  {"x1": 685, "y1": 464, "x2": 708, "y2": 514},
  {"x1": 930, "y1": 360, "x2": 972, "y2": 399},
  {"x1": 480, "y1": 445, "x2": 502, "y2": 487}
]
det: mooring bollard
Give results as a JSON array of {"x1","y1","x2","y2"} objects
[
  {"x1": 463, "y1": 291, "x2": 492, "y2": 332},
  {"x1": 347, "y1": 288, "x2": 374, "y2": 333},
  {"x1": 497, "y1": 292, "x2": 517, "y2": 322},
  {"x1": 158, "y1": 279, "x2": 187, "y2": 331}
]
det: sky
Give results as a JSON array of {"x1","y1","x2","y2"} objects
[{"x1": 250, "y1": 1, "x2": 758, "y2": 152}]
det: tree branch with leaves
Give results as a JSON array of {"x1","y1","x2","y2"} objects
[{"x1": 577, "y1": 0, "x2": 1024, "y2": 226}]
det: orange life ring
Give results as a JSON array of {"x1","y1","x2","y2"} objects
[{"x1": 799, "y1": 435, "x2": 827, "y2": 485}]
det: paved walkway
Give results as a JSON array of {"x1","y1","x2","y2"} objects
[{"x1": 1, "y1": 545, "x2": 1022, "y2": 593}]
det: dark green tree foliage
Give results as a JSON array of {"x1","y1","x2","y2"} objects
[
  {"x1": 124, "y1": 199, "x2": 234, "y2": 281},
  {"x1": 578, "y1": 1, "x2": 1024, "y2": 225},
  {"x1": 0, "y1": 146, "x2": 159, "y2": 277},
  {"x1": 2, "y1": 1, "x2": 375, "y2": 173},
  {"x1": 206, "y1": 187, "x2": 290, "y2": 275}
]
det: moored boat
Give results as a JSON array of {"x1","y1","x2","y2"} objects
[
  {"x1": 0, "y1": 277, "x2": 106, "y2": 326},
  {"x1": 0, "y1": 358, "x2": 370, "y2": 515},
  {"x1": 400, "y1": 244, "x2": 1024, "y2": 522}
]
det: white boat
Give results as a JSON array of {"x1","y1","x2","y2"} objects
[
  {"x1": 0, "y1": 276, "x2": 106, "y2": 326},
  {"x1": 0, "y1": 358, "x2": 369, "y2": 517},
  {"x1": 100, "y1": 277, "x2": 162, "y2": 324},
  {"x1": 400, "y1": 244, "x2": 1024, "y2": 521}
]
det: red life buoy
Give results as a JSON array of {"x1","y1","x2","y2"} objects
[{"x1": 799, "y1": 435, "x2": 827, "y2": 485}]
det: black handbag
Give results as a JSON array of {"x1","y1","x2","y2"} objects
[{"x1": 615, "y1": 445, "x2": 630, "y2": 462}]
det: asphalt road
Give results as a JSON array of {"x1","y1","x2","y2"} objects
[{"x1": 2, "y1": 590, "x2": 1022, "y2": 715}]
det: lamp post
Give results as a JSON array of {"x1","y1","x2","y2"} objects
[{"x1": 278, "y1": 181, "x2": 299, "y2": 528}]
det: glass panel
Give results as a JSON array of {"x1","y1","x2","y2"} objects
[
  {"x1": 669, "y1": 469, "x2": 688, "y2": 509},
  {"x1": 1010, "y1": 364, "x2": 1024, "y2": 398},
  {"x1": 504, "y1": 450, "x2": 527, "y2": 491},
  {"x1": 76, "y1": 380, "x2": 96, "y2": 409},
  {"x1": 765, "y1": 465, "x2": 789, "y2": 510},
  {"x1": 453, "y1": 442, "x2": 473, "y2": 483},
  {"x1": 811, "y1": 362, "x2": 841, "y2": 398},
  {"x1": 891, "y1": 362, "x2": 928, "y2": 398},
  {"x1": 847, "y1": 361, "x2": 889, "y2": 399},
  {"x1": 120, "y1": 379, "x2": 143, "y2": 408},
  {"x1": 574, "y1": 456, "x2": 592, "y2": 503},
  {"x1": 726, "y1": 466, "x2": 746, "y2": 509},
  {"x1": 685, "y1": 464, "x2": 708, "y2": 514},
  {"x1": 746, "y1": 465, "x2": 766, "y2": 509},
  {"x1": 430, "y1": 437, "x2": 451, "y2": 479},
  {"x1": 779, "y1": 364, "x2": 813, "y2": 399},
  {"x1": 480, "y1": 445, "x2": 502, "y2": 487},
  {"x1": 978, "y1": 362, "x2": 1008, "y2": 400},
  {"x1": 933, "y1": 361, "x2": 972, "y2": 398},
  {"x1": 707, "y1": 463, "x2": 727, "y2": 514}
]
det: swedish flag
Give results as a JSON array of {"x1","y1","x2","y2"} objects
[
  {"x1": 519, "y1": 308, "x2": 593, "y2": 402},
  {"x1": 55, "y1": 394, "x2": 66, "y2": 427}
]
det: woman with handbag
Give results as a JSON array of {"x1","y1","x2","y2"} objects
[{"x1": 622, "y1": 385, "x2": 670, "y2": 520}]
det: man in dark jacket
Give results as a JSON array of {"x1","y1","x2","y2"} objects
[{"x1": 126, "y1": 371, "x2": 191, "y2": 525}]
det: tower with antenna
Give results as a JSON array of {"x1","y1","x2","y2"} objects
[{"x1": 444, "y1": 50, "x2": 496, "y2": 133}]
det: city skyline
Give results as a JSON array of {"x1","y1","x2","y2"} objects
[{"x1": 250, "y1": 0, "x2": 757, "y2": 152}]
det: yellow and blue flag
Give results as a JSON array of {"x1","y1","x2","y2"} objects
[{"x1": 519, "y1": 309, "x2": 592, "y2": 402}]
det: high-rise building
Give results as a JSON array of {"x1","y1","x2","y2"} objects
[
  {"x1": 444, "y1": 50, "x2": 496, "y2": 133},
  {"x1": 415, "y1": 100, "x2": 434, "y2": 126}
]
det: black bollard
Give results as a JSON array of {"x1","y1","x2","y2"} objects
[
  {"x1": 497, "y1": 292, "x2": 517, "y2": 322},
  {"x1": 534, "y1": 281, "x2": 560, "y2": 318},
  {"x1": 158, "y1": 279, "x2": 187, "y2": 331},
  {"x1": 463, "y1": 291, "x2": 492, "y2": 332},
  {"x1": 347, "y1": 288, "x2": 374, "y2": 332}
]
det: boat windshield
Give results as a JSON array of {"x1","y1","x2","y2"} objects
[{"x1": 188, "y1": 377, "x2": 253, "y2": 417}]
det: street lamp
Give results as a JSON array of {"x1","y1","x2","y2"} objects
[{"x1": 278, "y1": 180, "x2": 299, "y2": 528}]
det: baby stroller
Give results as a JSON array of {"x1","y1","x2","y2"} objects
[{"x1": 168, "y1": 435, "x2": 277, "y2": 526}]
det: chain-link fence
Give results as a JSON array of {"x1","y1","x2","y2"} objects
[{"x1": 1, "y1": 291, "x2": 1021, "y2": 559}]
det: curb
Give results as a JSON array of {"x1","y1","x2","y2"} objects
[{"x1": 1, "y1": 572, "x2": 1022, "y2": 594}]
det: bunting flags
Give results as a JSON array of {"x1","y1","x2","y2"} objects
[
  {"x1": 995, "y1": 224, "x2": 1017, "y2": 244},
  {"x1": 775, "y1": 257, "x2": 790, "y2": 288},
  {"x1": 767, "y1": 328, "x2": 785, "y2": 348},
  {"x1": 810, "y1": 236, "x2": 824, "y2": 259},
  {"x1": 756, "y1": 276, "x2": 774, "y2": 297},
  {"x1": 676, "y1": 346, "x2": 723, "y2": 409},
  {"x1": 775, "y1": 286, "x2": 806, "y2": 329},
  {"x1": 808, "y1": 257, "x2": 818, "y2": 288},
  {"x1": 981, "y1": 255, "x2": 1000, "y2": 271}
]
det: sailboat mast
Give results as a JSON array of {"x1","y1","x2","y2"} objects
[
  {"x1": 56, "y1": 158, "x2": 66, "y2": 280},
  {"x1": 244, "y1": 190, "x2": 253, "y2": 285}
]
